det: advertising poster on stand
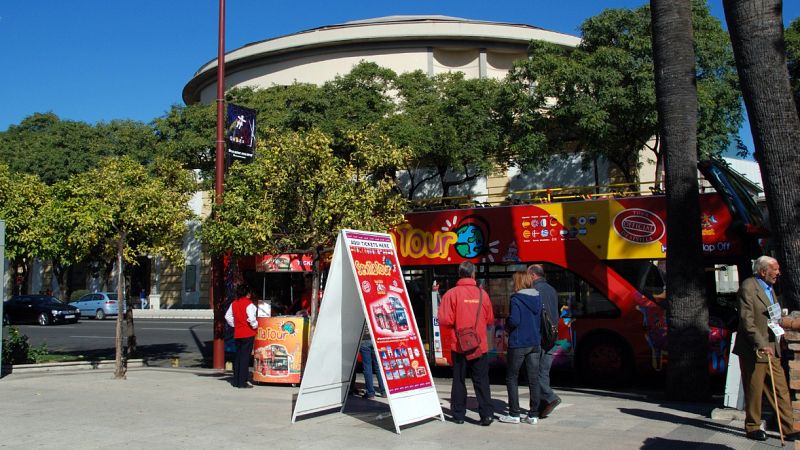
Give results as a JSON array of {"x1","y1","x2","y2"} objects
[{"x1": 343, "y1": 231, "x2": 433, "y2": 395}]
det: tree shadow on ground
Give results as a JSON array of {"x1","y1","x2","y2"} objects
[{"x1": 640, "y1": 438, "x2": 734, "y2": 449}]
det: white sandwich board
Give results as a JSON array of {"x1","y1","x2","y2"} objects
[{"x1": 291, "y1": 229, "x2": 443, "y2": 433}]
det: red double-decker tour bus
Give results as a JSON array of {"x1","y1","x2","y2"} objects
[{"x1": 390, "y1": 161, "x2": 766, "y2": 384}]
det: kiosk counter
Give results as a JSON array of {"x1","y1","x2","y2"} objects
[{"x1": 253, "y1": 315, "x2": 309, "y2": 384}]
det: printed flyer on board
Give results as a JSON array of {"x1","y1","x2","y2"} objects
[{"x1": 344, "y1": 230, "x2": 433, "y2": 394}]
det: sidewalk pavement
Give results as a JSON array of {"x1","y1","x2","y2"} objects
[{"x1": 0, "y1": 367, "x2": 786, "y2": 449}]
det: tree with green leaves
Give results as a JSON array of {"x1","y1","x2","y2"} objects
[
  {"x1": 201, "y1": 129, "x2": 407, "y2": 326},
  {"x1": 52, "y1": 156, "x2": 195, "y2": 378},
  {"x1": 651, "y1": 0, "x2": 709, "y2": 401},
  {"x1": 723, "y1": 0, "x2": 800, "y2": 310},
  {"x1": 0, "y1": 165, "x2": 50, "y2": 294},
  {"x1": 0, "y1": 113, "x2": 158, "y2": 185},
  {"x1": 504, "y1": 0, "x2": 742, "y2": 185},
  {"x1": 386, "y1": 71, "x2": 505, "y2": 198}
]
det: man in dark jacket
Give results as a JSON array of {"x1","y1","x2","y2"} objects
[
  {"x1": 438, "y1": 261, "x2": 495, "y2": 426},
  {"x1": 529, "y1": 264, "x2": 561, "y2": 418}
]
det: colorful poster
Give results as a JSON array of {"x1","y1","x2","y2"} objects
[
  {"x1": 343, "y1": 230, "x2": 433, "y2": 394},
  {"x1": 253, "y1": 316, "x2": 308, "y2": 384}
]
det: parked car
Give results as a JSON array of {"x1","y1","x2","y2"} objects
[
  {"x1": 70, "y1": 292, "x2": 121, "y2": 320},
  {"x1": 3, "y1": 295, "x2": 80, "y2": 326}
]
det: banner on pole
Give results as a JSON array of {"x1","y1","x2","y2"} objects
[
  {"x1": 292, "y1": 229, "x2": 443, "y2": 433},
  {"x1": 226, "y1": 103, "x2": 256, "y2": 164}
]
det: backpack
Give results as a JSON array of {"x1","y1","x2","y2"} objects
[{"x1": 540, "y1": 304, "x2": 557, "y2": 352}]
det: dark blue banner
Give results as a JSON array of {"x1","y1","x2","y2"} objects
[{"x1": 226, "y1": 104, "x2": 256, "y2": 163}]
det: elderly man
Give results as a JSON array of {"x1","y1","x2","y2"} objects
[
  {"x1": 733, "y1": 256, "x2": 797, "y2": 441},
  {"x1": 438, "y1": 261, "x2": 495, "y2": 426}
]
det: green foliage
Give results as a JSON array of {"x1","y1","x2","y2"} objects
[
  {"x1": 0, "y1": 113, "x2": 158, "y2": 185},
  {"x1": 46, "y1": 156, "x2": 196, "y2": 268},
  {"x1": 200, "y1": 129, "x2": 408, "y2": 256},
  {"x1": 504, "y1": 0, "x2": 742, "y2": 182},
  {"x1": 0, "y1": 165, "x2": 51, "y2": 262},
  {"x1": 386, "y1": 71, "x2": 505, "y2": 197},
  {"x1": 1, "y1": 327, "x2": 48, "y2": 365},
  {"x1": 786, "y1": 18, "x2": 800, "y2": 116},
  {"x1": 152, "y1": 102, "x2": 217, "y2": 181}
]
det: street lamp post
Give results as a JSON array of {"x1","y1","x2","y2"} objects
[{"x1": 211, "y1": 0, "x2": 227, "y2": 370}]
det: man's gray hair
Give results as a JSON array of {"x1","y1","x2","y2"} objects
[
  {"x1": 458, "y1": 261, "x2": 476, "y2": 279},
  {"x1": 753, "y1": 255, "x2": 778, "y2": 274},
  {"x1": 528, "y1": 264, "x2": 545, "y2": 278}
]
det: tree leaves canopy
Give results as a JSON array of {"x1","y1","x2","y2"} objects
[
  {"x1": 200, "y1": 129, "x2": 408, "y2": 256},
  {"x1": 504, "y1": 0, "x2": 743, "y2": 182}
]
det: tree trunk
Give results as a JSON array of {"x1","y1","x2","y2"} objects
[
  {"x1": 651, "y1": 0, "x2": 710, "y2": 401},
  {"x1": 723, "y1": 0, "x2": 800, "y2": 309},
  {"x1": 124, "y1": 272, "x2": 137, "y2": 358},
  {"x1": 308, "y1": 248, "x2": 322, "y2": 344},
  {"x1": 114, "y1": 232, "x2": 127, "y2": 380}
]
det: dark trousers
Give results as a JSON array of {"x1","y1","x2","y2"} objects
[
  {"x1": 450, "y1": 352, "x2": 493, "y2": 420},
  {"x1": 506, "y1": 346, "x2": 540, "y2": 417},
  {"x1": 538, "y1": 350, "x2": 558, "y2": 404},
  {"x1": 233, "y1": 336, "x2": 255, "y2": 387}
]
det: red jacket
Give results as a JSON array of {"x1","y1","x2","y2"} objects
[
  {"x1": 438, "y1": 278, "x2": 494, "y2": 360},
  {"x1": 231, "y1": 297, "x2": 257, "y2": 339}
]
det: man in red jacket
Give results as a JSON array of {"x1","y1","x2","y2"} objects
[
  {"x1": 438, "y1": 261, "x2": 495, "y2": 426},
  {"x1": 225, "y1": 284, "x2": 258, "y2": 388}
]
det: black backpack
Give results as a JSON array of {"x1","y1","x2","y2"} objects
[{"x1": 540, "y1": 304, "x2": 557, "y2": 352}]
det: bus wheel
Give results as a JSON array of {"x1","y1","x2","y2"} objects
[{"x1": 577, "y1": 335, "x2": 633, "y2": 386}]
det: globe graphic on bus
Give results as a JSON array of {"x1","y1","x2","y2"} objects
[{"x1": 454, "y1": 223, "x2": 485, "y2": 258}]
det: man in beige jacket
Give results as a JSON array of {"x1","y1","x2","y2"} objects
[{"x1": 733, "y1": 256, "x2": 796, "y2": 441}]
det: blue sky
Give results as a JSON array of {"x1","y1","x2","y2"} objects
[{"x1": 1, "y1": 1, "x2": 798, "y2": 154}]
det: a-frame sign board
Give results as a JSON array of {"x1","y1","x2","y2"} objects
[{"x1": 291, "y1": 230, "x2": 443, "y2": 433}]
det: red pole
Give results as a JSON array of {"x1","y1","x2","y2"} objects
[{"x1": 211, "y1": 0, "x2": 226, "y2": 370}]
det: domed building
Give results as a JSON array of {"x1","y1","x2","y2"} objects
[{"x1": 183, "y1": 15, "x2": 580, "y2": 104}]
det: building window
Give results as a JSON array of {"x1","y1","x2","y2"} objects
[{"x1": 185, "y1": 265, "x2": 197, "y2": 292}]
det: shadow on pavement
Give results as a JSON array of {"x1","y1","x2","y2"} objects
[
  {"x1": 640, "y1": 438, "x2": 735, "y2": 449},
  {"x1": 619, "y1": 408, "x2": 743, "y2": 438}
]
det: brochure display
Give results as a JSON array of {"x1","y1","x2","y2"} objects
[
  {"x1": 253, "y1": 316, "x2": 308, "y2": 384},
  {"x1": 292, "y1": 230, "x2": 443, "y2": 433}
]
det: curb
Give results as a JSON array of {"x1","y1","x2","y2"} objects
[{"x1": 2, "y1": 358, "x2": 146, "y2": 375}]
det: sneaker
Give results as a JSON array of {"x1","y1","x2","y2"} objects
[
  {"x1": 521, "y1": 415, "x2": 539, "y2": 425},
  {"x1": 362, "y1": 392, "x2": 376, "y2": 400},
  {"x1": 498, "y1": 415, "x2": 521, "y2": 424},
  {"x1": 376, "y1": 391, "x2": 386, "y2": 398}
]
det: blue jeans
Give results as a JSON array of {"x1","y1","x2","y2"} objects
[
  {"x1": 539, "y1": 350, "x2": 558, "y2": 403},
  {"x1": 359, "y1": 341, "x2": 385, "y2": 396},
  {"x1": 506, "y1": 346, "x2": 540, "y2": 417}
]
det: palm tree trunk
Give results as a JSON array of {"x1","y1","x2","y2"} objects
[
  {"x1": 651, "y1": 0, "x2": 710, "y2": 401},
  {"x1": 723, "y1": 0, "x2": 800, "y2": 309}
]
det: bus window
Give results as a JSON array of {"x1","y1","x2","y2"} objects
[
  {"x1": 574, "y1": 279, "x2": 621, "y2": 318},
  {"x1": 607, "y1": 260, "x2": 666, "y2": 302}
]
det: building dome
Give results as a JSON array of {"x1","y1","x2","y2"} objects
[{"x1": 182, "y1": 15, "x2": 580, "y2": 104}]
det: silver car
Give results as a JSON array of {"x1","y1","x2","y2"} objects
[{"x1": 70, "y1": 292, "x2": 120, "y2": 320}]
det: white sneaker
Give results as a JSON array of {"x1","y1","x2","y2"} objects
[
  {"x1": 521, "y1": 415, "x2": 539, "y2": 425},
  {"x1": 499, "y1": 415, "x2": 521, "y2": 424}
]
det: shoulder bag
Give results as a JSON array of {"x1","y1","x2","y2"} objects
[{"x1": 455, "y1": 288, "x2": 483, "y2": 354}]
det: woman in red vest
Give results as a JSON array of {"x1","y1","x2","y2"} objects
[{"x1": 225, "y1": 284, "x2": 258, "y2": 388}]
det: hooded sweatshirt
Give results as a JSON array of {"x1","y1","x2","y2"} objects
[{"x1": 506, "y1": 287, "x2": 543, "y2": 349}]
